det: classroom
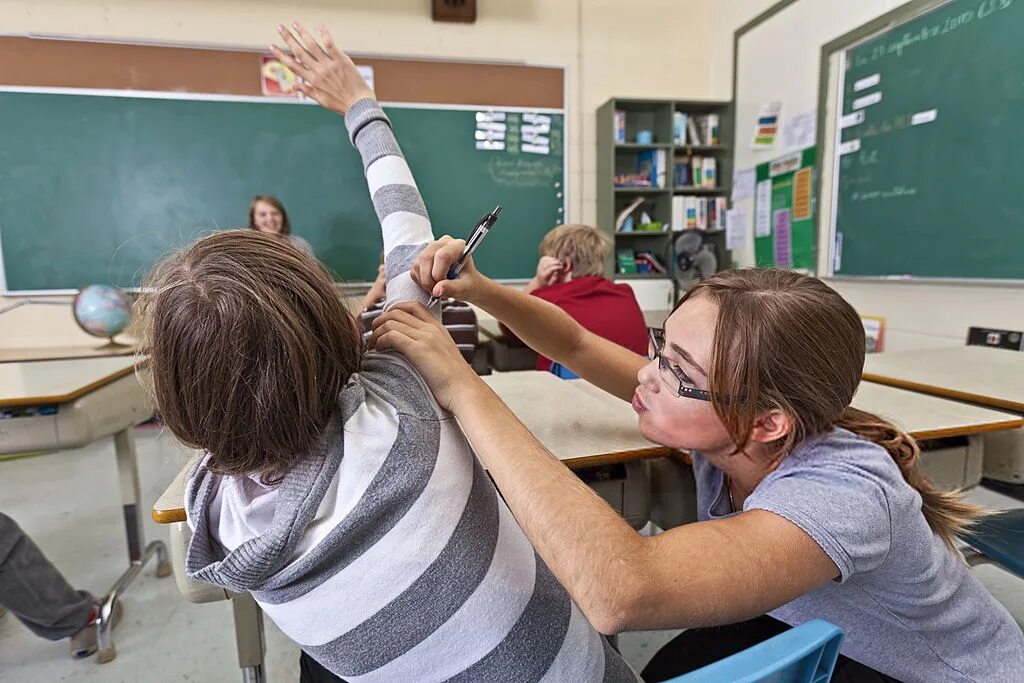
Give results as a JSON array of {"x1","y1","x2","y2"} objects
[{"x1": 2, "y1": 1, "x2": 1023, "y2": 681}]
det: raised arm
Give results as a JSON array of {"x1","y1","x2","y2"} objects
[
  {"x1": 412, "y1": 237, "x2": 646, "y2": 400},
  {"x1": 272, "y1": 24, "x2": 437, "y2": 317}
]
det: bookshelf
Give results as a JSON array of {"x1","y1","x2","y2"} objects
[{"x1": 597, "y1": 98, "x2": 733, "y2": 294}]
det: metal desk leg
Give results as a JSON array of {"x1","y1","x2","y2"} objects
[
  {"x1": 96, "y1": 427, "x2": 172, "y2": 663},
  {"x1": 233, "y1": 594, "x2": 267, "y2": 683}
]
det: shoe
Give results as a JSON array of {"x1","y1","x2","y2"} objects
[{"x1": 70, "y1": 599, "x2": 123, "y2": 659}]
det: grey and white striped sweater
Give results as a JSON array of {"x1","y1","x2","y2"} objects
[{"x1": 185, "y1": 98, "x2": 638, "y2": 682}]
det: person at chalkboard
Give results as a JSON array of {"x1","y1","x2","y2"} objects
[
  {"x1": 500, "y1": 223, "x2": 648, "y2": 371},
  {"x1": 248, "y1": 194, "x2": 316, "y2": 259}
]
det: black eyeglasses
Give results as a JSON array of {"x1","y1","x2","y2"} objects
[{"x1": 647, "y1": 327, "x2": 714, "y2": 402}]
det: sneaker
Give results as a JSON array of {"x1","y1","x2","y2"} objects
[{"x1": 70, "y1": 599, "x2": 123, "y2": 659}]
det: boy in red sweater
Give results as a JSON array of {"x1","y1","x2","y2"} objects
[{"x1": 506, "y1": 224, "x2": 649, "y2": 371}]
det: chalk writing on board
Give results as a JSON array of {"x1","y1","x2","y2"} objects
[
  {"x1": 852, "y1": 0, "x2": 1013, "y2": 67},
  {"x1": 488, "y1": 157, "x2": 561, "y2": 188},
  {"x1": 850, "y1": 185, "x2": 919, "y2": 202}
]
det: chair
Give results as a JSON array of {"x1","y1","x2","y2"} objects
[
  {"x1": 168, "y1": 522, "x2": 266, "y2": 682},
  {"x1": 359, "y1": 298, "x2": 489, "y2": 373},
  {"x1": 666, "y1": 620, "x2": 843, "y2": 683},
  {"x1": 960, "y1": 508, "x2": 1024, "y2": 579},
  {"x1": 549, "y1": 362, "x2": 579, "y2": 380}
]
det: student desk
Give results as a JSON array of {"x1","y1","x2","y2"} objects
[
  {"x1": 863, "y1": 347, "x2": 1024, "y2": 413},
  {"x1": 863, "y1": 347, "x2": 1024, "y2": 483},
  {"x1": 0, "y1": 343, "x2": 135, "y2": 363},
  {"x1": 0, "y1": 356, "x2": 169, "y2": 662}
]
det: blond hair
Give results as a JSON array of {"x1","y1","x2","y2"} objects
[
  {"x1": 682, "y1": 268, "x2": 985, "y2": 549},
  {"x1": 539, "y1": 224, "x2": 610, "y2": 278},
  {"x1": 137, "y1": 230, "x2": 361, "y2": 483}
]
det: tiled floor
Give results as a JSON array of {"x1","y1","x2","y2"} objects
[{"x1": 0, "y1": 427, "x2": 1021, "y2": 682}]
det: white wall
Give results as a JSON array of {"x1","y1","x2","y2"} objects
[
  {"x1": 0, "y1": 0, "x2": 714, "y2": 350},
  {"x1": 712, "y1": 0, "x2": 1024, "y2": 352}
]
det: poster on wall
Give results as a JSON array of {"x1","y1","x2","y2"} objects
[
  {"x1": 751, "y1": 101, "x2": 781, "y2": 149},
  {"x1": 753, "y1": 146, "x2": 816, "y2": 270}
]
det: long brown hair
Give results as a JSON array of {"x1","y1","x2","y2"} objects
[
  {"x1": 248, "y1": 194, "x2": 293, "y2": 236},
  {"x1": 682, "y1": 268, "x2": 983, "y2": 548},
  {"x1": 136, "y1": 230, "x2": 361, "y2": 482}
]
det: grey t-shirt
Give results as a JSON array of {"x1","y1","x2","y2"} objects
[{"x1": 694, "y1": 428, "x2": 1024, "y2": 682}]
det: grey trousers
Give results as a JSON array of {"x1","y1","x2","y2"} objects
[{"x1": 0, "y1": 512, "x2": 94, "y2": 640}]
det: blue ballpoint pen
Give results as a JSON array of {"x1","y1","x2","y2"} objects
[{"x1": 426, "y1": 205, "x2": 502, "y2": 307}]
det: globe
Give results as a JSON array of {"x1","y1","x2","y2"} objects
[{"x1": 73, "y1": 284, "x2": 133, "y2": 341}]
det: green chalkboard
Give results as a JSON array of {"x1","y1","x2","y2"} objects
[
  {"x1": 0, "y1": 91, "x2": 564, "y2": 292},
  {"x1": 832, "y1": 0, "x2": 1024, "y2": 280}
]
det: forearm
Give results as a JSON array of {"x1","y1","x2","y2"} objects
[
  {"x1": 452, "y1": 380, "x2": 647, "y2": 633},
  {"x1": 475, "y1": 278, "x2": 646, "y2": 401},
  {"x1": 345, "y1": 98, "x2": 436, "y2": 315}
]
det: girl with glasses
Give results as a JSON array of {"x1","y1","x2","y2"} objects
[{"x1": 371, "y1": 250, "x2": 1024, "y2": 682}]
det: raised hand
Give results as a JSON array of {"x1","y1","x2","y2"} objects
[{"x1": 270, "y1": 23, "x2": 373, "y2": 114}]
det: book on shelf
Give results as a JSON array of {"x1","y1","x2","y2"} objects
[
  {"x1": 701, "y1": 157, "x2": 717, "y2": 189},
  {"x1": 616, "y1": 247, "x2": 637, "y2": 274},
  {"x1": 614, "y1": 173, "x2": 652, "y2": 187},
  {"x1": 614, "y1": 109, "x2": 626, "y2": 143},
  {"x1": 637, "y1": 149, "x2": 667, "y2": 188},
  {"x1": 634, "y1": 250, "x2": 668, "y2": 274},
  {"x1": 708, "y1": 197, "x2": 727, "y2": 230},
  {"x1": 686, "y1": 118, "x2": 701, "y2": 147},
  {"x1": 672, "y1": 112, "x2": 688, "y2": 146}
]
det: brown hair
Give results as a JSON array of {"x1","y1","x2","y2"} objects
[
  {"x1": 137, "y1": 230, "x2": 361, "y2": 483},
  {"x1": 539, "y1": 224, "x2": 610, "y2": 278},
  {"x1": 681, "y1": 268, "x2": 984, "y2": 548},
  {"x1": 248, "y1": 194, "x2": 293, "y2": 236}
]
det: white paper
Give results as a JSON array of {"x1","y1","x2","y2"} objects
[
  {"x1": 853, "y1": 73, "x2": 880, "y2": 92},
  {"x1": 838, "y1": 139, "x2": 861, "y2": 155},
  {"x1": 476, "y1": 111, "x2": 507, "y2": 122},
  {"x1": 755, "y1": 179, "x2": 772, "y2": 237},
  {"x1": 731, "y1": 167, "x2": 756, "y2": 202},
  {"x1": 521, "y1": 143, "x2": 550, "y2": 155},
  {"x1": 911, "y1": 109, "x2": 938, "y2": 126},
  {"x1": 357, "y1": 65, "x2": 375, "y2": 91},
  {"x1": 839, "y1": 111, "x2": 865, "y2": 129},
  {"x1": 476, "y1": 140, "x2": 505, "y2": 151},
  {"x1": 726, "y1": 208, "x2": 747, "y2": 250},
  {"x1": 852, "y1": 92, "x2": 882, "y2": 110},
  {"x1": 522, "y1": 113, "x2": 551, "y2": 125},
  {"x1": 782, "y1": 110, "x2": 817, "y2": 150}
]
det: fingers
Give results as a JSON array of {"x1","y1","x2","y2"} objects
[
  {"x1": 431, "y1": 240, "x2": 467, "y2": 286},
  {"x1": 319, "y1": 25, "x2": 340, "y2": 57},
  {"x1": 278, "y1": 23, "x2": 318, "y2": 69}
]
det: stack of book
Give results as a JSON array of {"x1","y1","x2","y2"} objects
[
  {"x1": 671, "y1": 196, "x2": 728, "y2": 231},
  {"x1": 673, "y1": 112, "x2": 720, "y2": 146},
  {"x1": 616, "y1": 247, "x2": 668, "y2": 275},
  {"x1": 674, "y1": 156, "x2": 716, "y2": 189}
]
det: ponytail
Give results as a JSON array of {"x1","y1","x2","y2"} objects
[{"x1": 837, "y1": 406, "x2": 987, "y2": 549}]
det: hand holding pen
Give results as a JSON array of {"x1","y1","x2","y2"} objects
[{"x1": 426, "y1": 205, "x2": 501, "y2": 307}]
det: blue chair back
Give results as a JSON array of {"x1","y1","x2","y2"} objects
[
  {"x1": 962, "y1": 508, "x2": 1024, "y2": 578},
  {"x1": 549, "y1": 362, "x2": 579, "y2": 380},
  {"x1": 667, "y1": 620, "x2": 843, "y2": 683}
]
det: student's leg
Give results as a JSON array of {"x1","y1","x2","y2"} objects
[
  {"x1": 0, "y1": 512, "x2": 94, "y2": 641},
  {"x1": 641, "y1": 615, "x2": 902, "y2": 683},
  {"x1": 299, "y1": 650, "x2": 347, "y2": 683}
]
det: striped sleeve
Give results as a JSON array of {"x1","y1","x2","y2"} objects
[{"x1": 345, "y1": 98, "x2": 438, "y2": 317}]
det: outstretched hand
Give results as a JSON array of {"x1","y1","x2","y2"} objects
[
  {"x1": 271, "y1": 23, "x2": 373, "y2": 114},
  {"x1": 369, "y1": 302, "x2": 483, "y2": 412}
]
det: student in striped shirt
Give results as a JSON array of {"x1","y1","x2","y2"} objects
[{"x1": 137, "y1": 24, "x2": 638, "y2": 683}]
